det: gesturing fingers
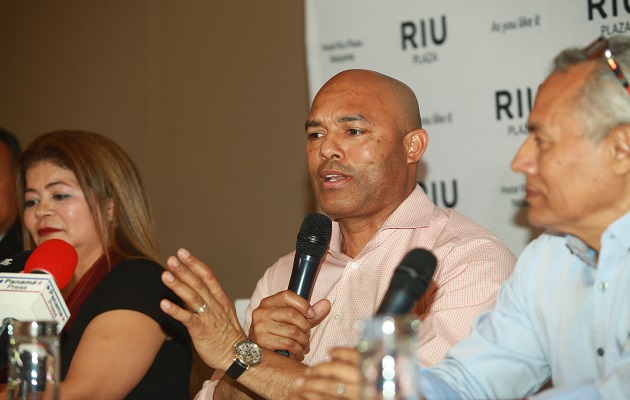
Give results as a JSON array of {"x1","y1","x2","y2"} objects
[
  {"x1": 162, "y1": 264, "x2": 206, "y2": 310},
  {"x1": 159, "y1": 262, "x2": 213, "y2": 336},
  {"x1": 160, "y1": 296, "x2": 200, "y2": 330},
  {"x1": 175, "y1": 248, "x2": 225, "y2": 298},
  {"x1": 159, "y1": 248, "x2": 247, "y2": 372}
]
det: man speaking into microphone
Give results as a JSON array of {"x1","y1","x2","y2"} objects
[
  {"x1": 160, "y1": 70, "x2": 516, "y2": 400},
  {"x1": 294, "y1": 35, "x2": 630, "y2": 400}
]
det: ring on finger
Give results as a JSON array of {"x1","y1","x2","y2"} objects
[
  {"x1": 336, "y1": 383, "x2": 345, "y2": 395},
  {"x1": 191, "y1": 302, "x2": 207, "y2": 314}
]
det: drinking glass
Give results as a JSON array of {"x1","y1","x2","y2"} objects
[
  {"x1": 357, "y1": 315, "x2": 420, "y2": 400},
  {"x1": 6, "y1": 320, "x2": 60, "y2": 400}
]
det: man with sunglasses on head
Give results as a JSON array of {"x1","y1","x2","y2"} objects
[{"x1": 293, "y1": 34, "x2": 630, "y2": 400}]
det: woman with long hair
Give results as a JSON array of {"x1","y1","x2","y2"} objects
[{"x1": 13, "y1": 130, "x2": 191, "y2": 399}]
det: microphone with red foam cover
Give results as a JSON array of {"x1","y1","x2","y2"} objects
[
  {"x1": 24, "y1": 238, "x2": 78, "y2": 289},
  {"x1": 0, "y1": 238, "x2": 78, "y2": 330},
  {"x1": 0, "y1": 240, "x2": 77, "y2": 369}
]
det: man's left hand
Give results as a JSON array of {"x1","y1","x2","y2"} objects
[{"x1": 159, "y1": 248, "x2": 246, "y2": 372}]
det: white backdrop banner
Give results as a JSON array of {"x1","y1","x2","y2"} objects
[{"x1": 305, "y1": 0, "x2": 630, "y2": 254}]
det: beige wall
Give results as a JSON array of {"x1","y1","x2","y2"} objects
[
  {"x1": 1, "y1": 3, "x2": 312, "y2": 393},
  {"x1": 0, "y1": 1, "x2": 312, "y2": 304}
]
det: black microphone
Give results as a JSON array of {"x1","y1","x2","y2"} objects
[
  {"x1": 277, "y1": 213, "x2": 332, "y2": 357},
  {"x1": 376, "y1": 248, "x2": 437, "y2": 315},
  {"x1": 287, "y1": 213, "x2": 332, "y2": 299}
]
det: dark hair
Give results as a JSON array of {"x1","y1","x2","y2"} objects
[{"x1": 0, "y1": 127, "x2": 22, "y2": 164}]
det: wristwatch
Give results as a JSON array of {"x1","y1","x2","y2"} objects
[{"x1": 225, "y1": 339, "x2": 262, "y2": 380}]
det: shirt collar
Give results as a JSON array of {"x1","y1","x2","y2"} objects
[
  {"x1": 380, "y1": 185, "x2": 434, "y2": 230},
  {"x1": 605, "y1": 209, "x2": 630, "y2": 250},
  {"x1": 565, "y1": 235, "x2": 597, "y2": 268},
  {"x1": 328, "y1": 184, "x2": 433, "y2": 255},
  {"x1": 564, "y1": 210, "x2": 630, "y2": 268}
]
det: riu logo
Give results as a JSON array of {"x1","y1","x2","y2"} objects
[
  {"x1": 495, "y1": 87, "x2": 534, "y2": 121},
  {"x1": 588, "y1": 0, "x2": 630, "y2": 20},
  {"x1": 401, "y1": 16, "x2": 447, "y2": 50},
  {"x1": 419, "y1": 179, "x2": 458, "y2": 208}
]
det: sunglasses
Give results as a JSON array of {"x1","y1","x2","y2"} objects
[{"x1": 583, "y1": 36, "x2": 630, "y2": 95}]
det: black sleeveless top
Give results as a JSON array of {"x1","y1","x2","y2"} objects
[{"x1": 61, "y1": 258, "x2": 191, "y2": 399}]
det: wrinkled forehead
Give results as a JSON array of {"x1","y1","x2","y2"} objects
[{"x1": 529, "y1": 62, "x2": 596, "y2": 125}]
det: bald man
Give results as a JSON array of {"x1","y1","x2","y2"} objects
[
  {"x1": 293, "y1": 36, "x2": 630, "y2": 400},
  {"x1": 160, "y1": 70, "x2": 516, "y2": 400}
]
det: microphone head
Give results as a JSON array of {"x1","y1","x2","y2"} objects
[
  {"x1": 390, "y1": 248, "x2": 437, "y2": 300},
  {"x1": 295, "y1": 213, "x2": 332, "y2": 258},
  {"x1": 24, "y1": 239, "x2": 78, "y2": 289}
]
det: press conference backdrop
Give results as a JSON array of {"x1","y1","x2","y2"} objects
[{"x1": 305, "y1": 0, "x2": 629, "y2": 254}]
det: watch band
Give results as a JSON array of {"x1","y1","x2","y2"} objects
[{"x1": 225, "y1": 358, "x2": 249, "y2": 380}]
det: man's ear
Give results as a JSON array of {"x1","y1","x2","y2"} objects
[
  {"x1": 404, "y1": 128, "x2": 428, "y2": 164},
  {"x1": 610, "y1": 124, "x2": 630, "y2": 175}
]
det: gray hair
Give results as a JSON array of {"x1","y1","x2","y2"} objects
[{"x1": 553, "y1": 35, "x2": 630, "y2": 141}]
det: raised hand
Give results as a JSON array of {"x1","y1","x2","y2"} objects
[{"x1": 159, "y1": 248, "x2": 246, "y2": 372}]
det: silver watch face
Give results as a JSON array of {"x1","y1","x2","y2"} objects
[{"x1": 235, "y1": 340, "x2": 262, "y2": 366}]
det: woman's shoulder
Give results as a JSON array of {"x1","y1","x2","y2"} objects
[
  {"x1": 113, "y1": 257, "x2": 163, "y2": 268},
  {"x1": 94, "y1": 258, "x2": 172, "y2": 315},
  {"x1": 98, "y1": 257, "x2": 166, "y2": 297},
  {"x1": 109, "y1": 258, "x2": 164, "y2": 277}
]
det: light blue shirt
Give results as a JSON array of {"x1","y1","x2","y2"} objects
[{"x1": 420, "y1": 211, "x2": 630, "y2": 399}]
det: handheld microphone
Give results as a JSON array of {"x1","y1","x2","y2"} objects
[
  {"x1": 287, "y1": 213, "x2": 332, "y2": 299},
  {"x1": 376, "y1": 248, "x2": 437, "y2": 315},
  {"x1": 24, "y1": 239, "x2": 78, "y2": 289},
  {"x1": 277, "y1": 213, "x2": 332, "y2": 357},
  {"x1": 0, "y1": 239, "x2": 78, "y2": 328}
]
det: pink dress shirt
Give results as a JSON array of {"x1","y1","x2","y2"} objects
[{"x1": 195, "y1": 186, "x2": 516, "y2": 399}]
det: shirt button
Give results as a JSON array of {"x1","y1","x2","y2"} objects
[
  {"x1": 350, "y1": 261, "x2": 359, "y2": 270},
  {"x1": 334, "y1": 313, "x2": 342, "y2": 320},
  {"x1": 597, "y1": 348, "x2": 604, "y2": 356},
  {"x1": 598, "y1": 282, "x2": 609, "y2": 291}
]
